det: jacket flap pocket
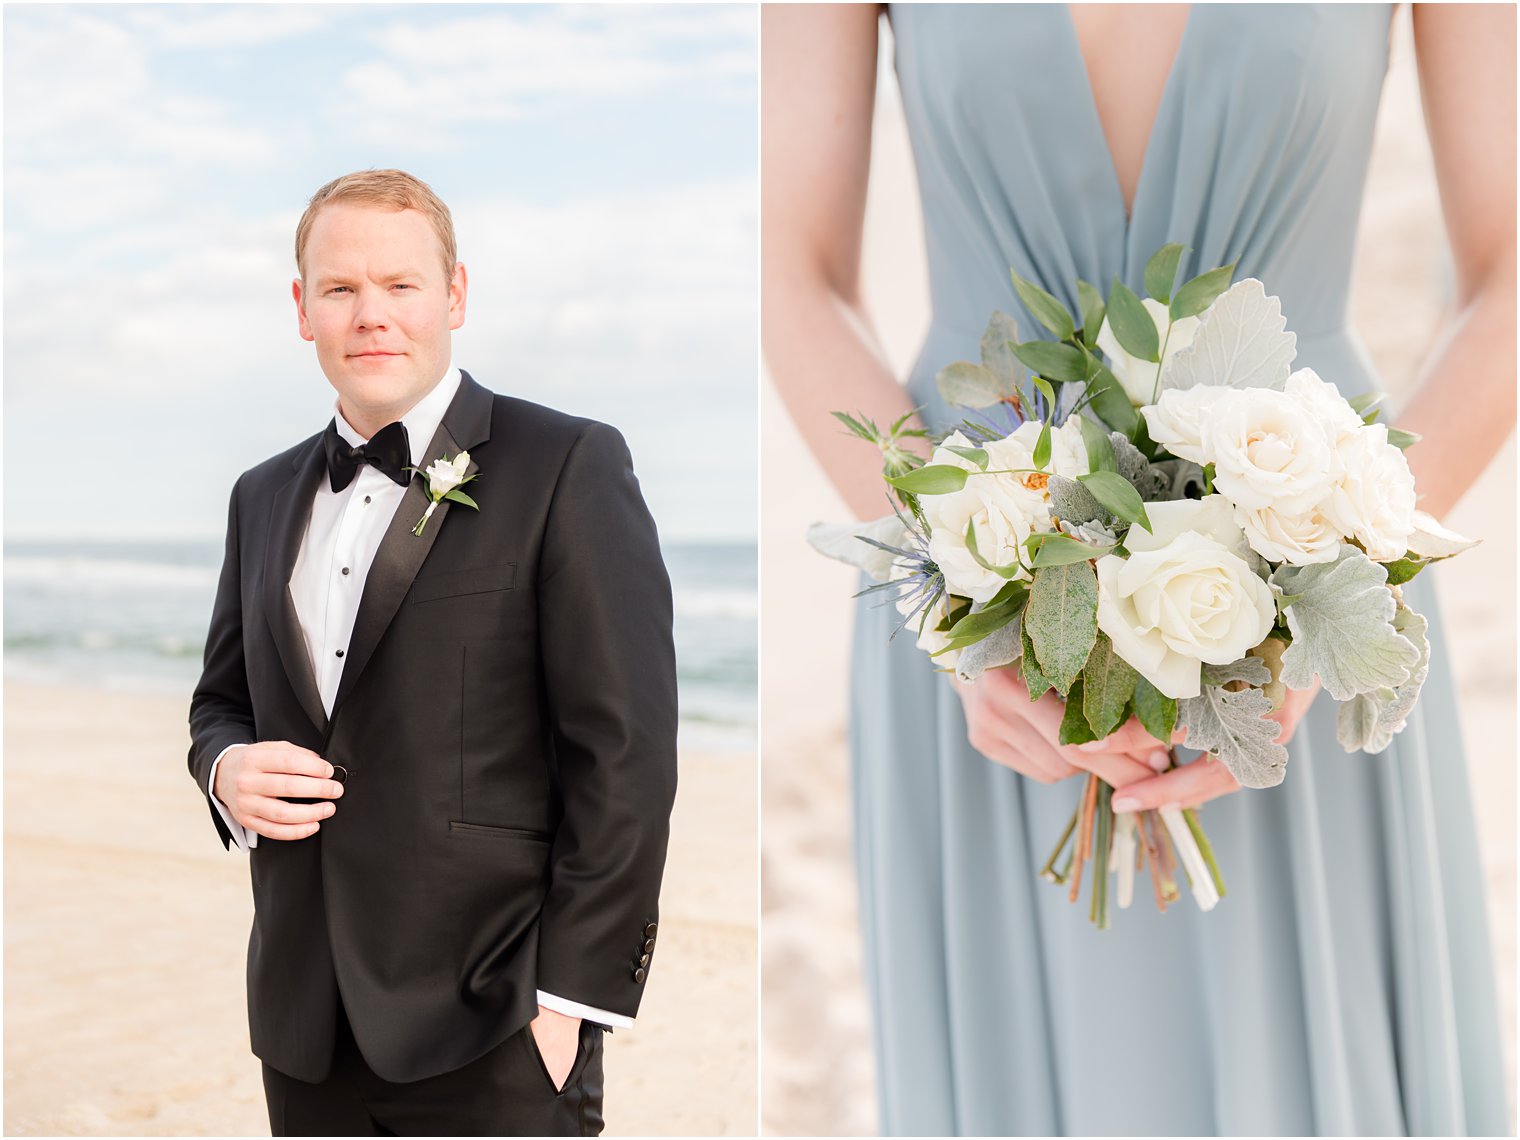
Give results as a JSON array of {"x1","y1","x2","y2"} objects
[{"x1": 409, "y1": 562, "x2": 517, "y2": 604}]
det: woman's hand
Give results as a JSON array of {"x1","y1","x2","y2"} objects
[
  {"x1": 953, "y1": 667, "x2": 1166, "y2": 790},
  {"x1": 1110, "y1": 680, "x2": 1321, "y2": 813}
]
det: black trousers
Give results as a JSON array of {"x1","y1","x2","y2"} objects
[{"x1": 260, "y1": 997, "x2": 606, "y2": 1137}]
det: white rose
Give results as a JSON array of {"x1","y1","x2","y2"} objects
[
  {"x1": 922, "y1": 422, "x2": 1089, "y2": 603},
  {"x1": 1096, "y1": 297, "x2": 1202, "y2": 407},
  {"x1": 1095, "y1": 497, "x2": 1276, "y2": 699},
  {"x1": 1205, "y1": 388, "x2": 1335, "y2": 514},
  {"x1": 1321, "y1": 424, "x2": 1417, "y2": 561},
  {"x1": 1141, "y1": 385, "x2": 1231, "y2": 464},
  {"x1": 1284, "y1": 367, "x2": 1364, "y2": 447},
  {"x1": 897, "y1": 592, "x2": 961, "y2": 668},
  {"x1": 425, "y1": 450, "x2": 470, "y2": 495},
  {"x1": 1233, "y1": 503, "x2": 1341, "y2": 566}
]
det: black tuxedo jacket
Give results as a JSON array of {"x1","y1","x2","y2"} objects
[{"x1": 187, "y1": 370, "x2": 678, "y2": 1084}]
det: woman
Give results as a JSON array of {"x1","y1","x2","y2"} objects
[{"x1": 763, "y1": 4, "x2": 1513, "y2": 1135}]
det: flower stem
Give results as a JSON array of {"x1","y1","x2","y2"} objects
[
  {"x1": 1183, "y1": 807, "x2": 1226, "y2": 900},
  {"x1": 1040, "y1": 803, "x2": 1082, "y2": 884}
]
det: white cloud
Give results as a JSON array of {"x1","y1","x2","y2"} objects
[{"x1": 122, "y1": 5, "x2": 331, "y2": 49}]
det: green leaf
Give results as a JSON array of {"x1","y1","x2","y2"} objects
[
  {"x1": 1144, "y1": 243, "x2": 1186, "y2": 305},
  {"x1": 1178, "y1": 683, "x2": 1288, "y2": 789},
  {"x1": 1059, "y1": 678, "x2": 1100, "y2": 745},
  {"x1": 1076, "y1": 278, "x2": 1106, "y2": 351},
  {"x1": 1348, "y1": 391, "x2": 1387, "y2": 416},
  {"x1": 1382, "y1": 556, "x2": 1429, "y2": 586},
  {"x1": 885, "y1": 465, "x2": 970, "y2": 494},
  {"x1": 954, "y1": 617, "x2": 1024, "y2": 681},
  {"x1": 964, "y1": 520, "x2": 1021, "y2": 579},
  {"x1": 1030, "y1": 531, "x2": 1111, "y2": 566},
  {"x1": 1386, "y1": 428, "x2": 1421, "y2": 450},
  {"x1": 1132, "y1": 676, "x2": 1177, "y2": 745},
  {"x1": 832, "y1": 411, "x2": 880, "y2": 442},
  {"x1": 936, "y1": 362, "x2": 1009, "y2": 409},
  {"x1": 442, "y1": 489, "x2": 479, "y2": 509},
  {"x1": 1011, "y1": 268, "x2": 1075, "y2": 341},
  {"x1": 945, "y1": 602, "x2": 1020, "y2": 646},
  {"x1": 1082, "y1": 632, "x2": 1139, "y2": 739},
  {"x1": 1080, "y1": 357, "x2": 1140, "y2": 435},
  {"x1": 944, "y1": 445, "x2": 989, "y2": 469},
  {"x1": 1010, "y1": 341, "x2": 1088, "y2": 384},
  {"x1": 1170, "y1": 261, "x2": 1237, "y2": 320},
  {"x1": 1273, "y1": 546, "x2": 1422, "y2": 701},
  {"x1": 979, "y1": 311, "x2": 1027, "y2": 388},
  {"x1": 1019, "y1": 620, "x2": 1052, "y2": 700},
  {"x1": 1078, "y1": 416, "x2": 1116, "y2": 473},
  {"x1": 1078, "y1": 470, "x2": 1153, "y2": 533},
  {"x1": 1029, "y1": 374, "x2": 1057, "y2": 414},
  {"x1": 1025, "y1": 560, "x2": 1099, "y2": 698},
  {"x1": 1106, "y1": 277, "x2": 1160, "y2": 363},
  {"x1": 1032, "y1": 422, "x2": 1052, "y2": 469}
]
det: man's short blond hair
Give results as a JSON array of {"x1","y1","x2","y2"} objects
[{"x1": 295, "y1": 169, "x2": 458, "y2": 282}]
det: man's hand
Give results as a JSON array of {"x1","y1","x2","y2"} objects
[
  {"x1": 214, "y1": 741, "x2": 343, "y2": 841},
  {"x1": 529, "y1": 1006, "x2": 582, "y2": 1092}
]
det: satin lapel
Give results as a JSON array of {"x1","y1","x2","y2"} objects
[
  {"x1": 329, "y1": 371, "x2": 495, "y2": 719},
  {"x1": 263, "y1": 439, "x2": 330, "y2": 736}
]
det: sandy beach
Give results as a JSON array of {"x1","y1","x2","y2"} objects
[
  {"x1": 3, "y1": 682, "x2": 757, "y2": 1136},
  {"x1": 761, "y1": 12, "x2": 1515, "y2": 1136}
]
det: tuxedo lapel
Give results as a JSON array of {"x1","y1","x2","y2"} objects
[
  {"x1": 263, "y1": 438, "x2": 330, "y2": 736},
  {"x1": 329, "y1": 370, "x2": 495, "y2": 720}
]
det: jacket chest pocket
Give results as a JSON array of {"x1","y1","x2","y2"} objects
[
  {"x1": 408, "y1": 561, "x2": 517, "y2": 605},
  {"x1": 458, "y1": 639, "x2": 551, "y2": 829}
]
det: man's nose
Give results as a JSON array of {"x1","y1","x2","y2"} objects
[{"x1": 353, "y1": 287, "x2": 390, "y2": 330}]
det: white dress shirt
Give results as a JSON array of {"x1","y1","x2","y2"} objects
[{"x1": 207, "y1": 363, "x2": 630, "y2": 1028}]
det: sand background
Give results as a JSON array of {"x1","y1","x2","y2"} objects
[
  {"x1": 3, "y1": 682, "x2": 757, "y2": 1136},
  {"x1": 761, "y1": 10, "x2": 1516, "y2": 1135}
]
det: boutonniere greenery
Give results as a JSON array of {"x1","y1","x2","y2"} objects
[{"x1": 408, "y1": 451, "x2": 479, "y2": 536}]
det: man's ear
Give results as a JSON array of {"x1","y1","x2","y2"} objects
[
  {"x1": 448, "y1": 262, "x2": 468, "y2": 331},
  {"x1": 293, "y1": 278, "x2": 315, "y2": 342}
]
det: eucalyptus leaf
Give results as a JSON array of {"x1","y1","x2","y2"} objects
[
  {"x1": 1382, "y1": 557, "x2": 1429, "y2": 586},
  {"x1": 1335, "y1": 607, "x2": 1430, "y2": 754},
  {"x1": 1011, "y1": 268, "x2": 1076, "y2": 341},
  {"x1": 1273, "y1": 546, "x2": 1421, "y2": 701},
  {"x1": 1083, "y1": 632, "x2": 1139, "y2": 739},
  {"x1": 955, "y1": 616, "x2": 1024, "y2": 682},
  {"x1": 1178, "y1": 683, "x2": 1289, "y2": 789},
  {"x1": 1079, "y1": 470, "x2": 1153, "y2": 533},
  {"x1": 1107, "y1": 277, "x2": 1160, "y2": 363},
  {"x1": 1059, "y1": 678, "x2": 1100, "y2": 745},
  {"x1": 980, "y1": 311, "x2": 1027, "y2": 388},
  {"x1": 1170, "y1": 262, "x2": 1238, "y2": 319},
  {"x1": 1020, "y1": 620, "x2": 1052, "y2": 701},
  {"x1": 936, "y1": 361, "x2": 1009, "y2": 410},
  {"x1": 1026, "y1": 560, "x2": 1099, "y2": 697},
  {"x1": 1160, "y1": 278, "x2": 1296, "y2": 393},
  {"x1": 1076, "y1": 279, "x2": 1106, "y2": 350},
  {"x1": 1132, "y1": 676, "x2": 1177, "y2": 745},
  {"x1": 1011, "y1": 341, "x2": 1088, "y2": 384},
  {"x1": 1144, "y1": 243, "x2": 1186, "y2": 305},
  {"x1": 886, "y1": 464, "x2": 970, "y2": 495},
  {"x1": 945, "y1": 601, "x2": 1020, "y2": 646}
]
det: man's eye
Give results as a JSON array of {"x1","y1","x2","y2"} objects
[
  {"x1": 328, "y1": 286, "x2": 350, "y2": 295},
  {"x1": 391, "y1": 283, "x2": 413, "y2": 290}
]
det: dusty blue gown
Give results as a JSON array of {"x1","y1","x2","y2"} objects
[{"x1": 849, "y1": 5, "x2": 1508, "y2": 1134}]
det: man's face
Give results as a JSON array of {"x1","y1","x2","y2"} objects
[{"x1": 293, "y1": 203, "x2": 467, "y2": 427}]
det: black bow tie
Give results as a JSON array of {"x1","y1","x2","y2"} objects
[{"x1": 323, "y1": 419, "x2": 412, "y2": 493}]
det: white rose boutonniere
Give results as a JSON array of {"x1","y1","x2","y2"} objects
[{"x1": 410, "y1": 450, "x2": 480, "y2": 536}]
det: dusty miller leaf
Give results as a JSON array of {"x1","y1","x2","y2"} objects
[
  {"x1": 955, "y1": 616, "x2": 1023, "y2": 683},
  {"x1": 1336, "y1": 607, "x2": 1430, "y2": 754},
  {"x1": 1404, "y1": 510, "x2": 1480, "y2": 559},
  {"x1": 1201, "y1": 656, "x2": 1272, "y2": 688},
  {"x1": 1108, "y1": 432, "x2": 1167, "y2": 500},
  {"x1": 1047, "y1": 474, "x2": 1109, "y2": 528},
  {"x1": 1274, "y1": 546, "x2": 1420, "y2": 701},
  {"x1": 1179, "y1": 683, "x2": 1288, "y2": 789},
  {"x1": 1160, "y1": 278, "x2": 1297, "y2": 393},
  {"x1": 1083, "y1": 632, "x2": 1139, "y2": 739},
  {"x1": 1025, "y1": 561, "x2": 1098, "y2": 698},
  {"x1": 806, "y1": 516, "x2": 908, "y2": 582}
]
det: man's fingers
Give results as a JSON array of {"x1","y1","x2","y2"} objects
[
  {"x1": 246, "y1": 816, "x2": 324, "y2": 842},
  {"x1": 242, "y1": 794, "x2": 337, "y2": 826},
  {"x1": 245, "y1": 741, "x2": 334, "y2": 779},
  {"x1": 1109, "y1": 755, "x2": 1240, "y2": 812},
  {"x1": 243, "y1": 770, "x2": 345, "y2": 800}
]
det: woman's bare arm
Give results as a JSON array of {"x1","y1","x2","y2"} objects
[
  {"x1": 1393, "y1": 3, "x2": 1516, "y2": 519},
  {"x1": 761, "y1": 4, "x2": 924, "y2": 522}
]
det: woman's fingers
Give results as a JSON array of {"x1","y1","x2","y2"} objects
[
  {"x1": 1109, "y1": 754, "x2": 1241, "y2": 812},
  {"x1": 1074, "y1": 715, "x2": 1173, "y2": 771}
]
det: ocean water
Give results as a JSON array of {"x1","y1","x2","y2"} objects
[{"x1": 3, "y1": 537, "x2": 756, "y2": 755}]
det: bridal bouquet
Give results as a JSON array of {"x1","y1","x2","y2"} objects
[{"x1": 811, "y1": 245, "x2": 1476, "y2": 928}]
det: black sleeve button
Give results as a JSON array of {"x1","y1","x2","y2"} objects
[
  {"x1": 632, "y1": 967, "x2": 647, "y2": 984},
  {"x1": 643, "y1": 922, "x2": 658, "y2": 938}
]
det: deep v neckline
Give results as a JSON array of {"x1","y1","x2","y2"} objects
[{"x1": 1063, "y1": 4, "x2": 1195, "y2": 228}]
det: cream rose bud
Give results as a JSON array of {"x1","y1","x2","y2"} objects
[
  {"x1": 426, "y1": 452, "x2": 469, "y2": 494},
  {"x1": 1096, "y1": 298, "x2": 1202, "y2": 407},
  {"x1": 1141, "y1": 385, "x2": 1230, "y2": 464},
  {"x1": 1095, "y1": 497, "x2": 1277, "y2": 699},
  {"x1": 1284, "y1": 368, "x2": 1363, "y2": 446},
  {"x1": 1206, "y1": 387, "x2": 1335, "y2": 514},
  {"x1": 1321, "y1": 424, "x2": 1417, "y2": 561},
  {"x1": 1234, "y1": 503, "x2": 1341, "y2": 566}
]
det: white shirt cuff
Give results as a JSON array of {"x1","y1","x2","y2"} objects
[
  {"x1": 536, "y1": 990, "x2": 633, "y2": 1029},
  {"x1": 209, "y1": 744, "x2": 259, "y2": 850}
]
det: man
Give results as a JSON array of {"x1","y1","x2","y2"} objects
[{"x1": 187, "y1": 169, "x2": 678, "y2": 1136}]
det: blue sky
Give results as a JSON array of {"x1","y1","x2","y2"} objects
[{"x1": 4, "y1": 3, "x2": 757, "y2": 540}]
